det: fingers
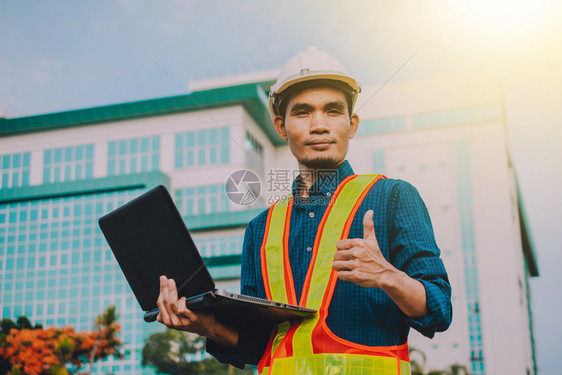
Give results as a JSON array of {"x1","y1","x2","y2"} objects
[
  {"x1": 157, "y1": 275, "x2": 171, "y2": 325},
  {"x1": 166, "y1": 278, "x2": 184, "y2": 327},
  {"x1": 336, "y1": 210, "x2": 379, "y2": 250},
  {"x1": 155, "y1": 276, "x2": 219, "y2": 338},
  {"x1": 333, "y1": 248, "x2": 354, "y2": 261},
  {"x1": 333, "y1": 259, "x2": 361, "y2": 284},
  {"x1": 333, "y1": 242, "x2": 359, "y2": 271},
  {"x1": 362, "y1": 210, "x2": 378, "y2": 245},
  {"x1": 332, "y1": 259, "x2": 355, "y2": 272},
  {"x1": 176, "y1": 297, "x2": 194, "y2": 317},
  {"x1": 336, "y1": 270, "x2": 360, "y2": 284},
  {"x1": 336, "y1": 238, "x2": 363, "y2": 250},
  {"x1": 167, "y1": 277, "x2": 178, "y2": 303},
  {"x1": 157, "y1": 276, "x2": 191, "y2": 327}
]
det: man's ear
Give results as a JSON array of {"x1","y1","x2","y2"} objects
[
  {"x1": 273, "y1": 116, "x2": 288, "y2": 141},
  {"x1": 349, "y1": 113, "x2": 360, "y2": 139}
]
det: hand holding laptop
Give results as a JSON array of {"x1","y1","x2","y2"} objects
[
  {"x1": 98, "y1": 185, "x2": 315, "y2": 330},
  {"x1": 157, "y1": 275, "x2": 238, "y2": 348}
]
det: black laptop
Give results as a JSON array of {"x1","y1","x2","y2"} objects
[{"x1": 98, "y1": 185, "x2": 315, "y2": 325}]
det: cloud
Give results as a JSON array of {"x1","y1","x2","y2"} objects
[
  {"x1": 115, "y1": 0, "x2": 135, "y2": 10},
  {"x1": 37, "y1": 58, "x2": 61, "y2": 69},
  {"x1": 30, "y1": 71, "x2": 52, "y2": 84},
  {"x1": 0, "y1": 58, "x2": 13, "y2": 94},
  {"x1": 0, "y1": 58, "x2": 24, "y2": 117},
  {"x1": 28, "y1": 58, "x2": 62, "y2": 84},
  {"x1": 155, "y1": 21, "x2": 182, "y2": 33},
  {"x1": 89, "y1": 22, "x2": 105, "y2": 34}
]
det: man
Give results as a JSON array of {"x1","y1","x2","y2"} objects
[{"x1": 156, "y1": 47, "x2": 452, "y2": 374}]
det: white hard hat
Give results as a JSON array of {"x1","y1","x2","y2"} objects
[{"x1": 269, "y1": 47, "x2": 361, "y2": 117}]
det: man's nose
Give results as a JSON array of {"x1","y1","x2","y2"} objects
[{"x1": 309, "y1": 111, "x2": 329, "y2": 133}]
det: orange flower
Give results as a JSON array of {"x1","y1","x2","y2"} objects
[{"x1": 2, "y1": 309, "x2": 122, "y2": 374}]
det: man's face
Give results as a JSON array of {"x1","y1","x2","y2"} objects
[{"x1": 274, "y1": 86, "x2": 359, "y2": 170}]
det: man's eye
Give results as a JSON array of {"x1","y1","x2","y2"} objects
[
  {"x1": 328, "y1": 109, "x2": 343, "y2": 115},
  {"x1": 293, "y1": 111, "x2": 309, "y2": 116}
]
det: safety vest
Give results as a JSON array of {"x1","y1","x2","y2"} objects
[{"x1": 258, "y1": 174, "x2": 411, "y2": 375}]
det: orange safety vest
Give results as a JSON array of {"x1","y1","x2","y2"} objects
[{"x1": 257, "y1": 174, "x2": 411, "y2": 374}]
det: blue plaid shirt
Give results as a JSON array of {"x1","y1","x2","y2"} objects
[{"x1": 208, "y1": 160, "x2": 452, "y2": 367}]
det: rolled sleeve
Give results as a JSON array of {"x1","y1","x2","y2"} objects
[
  {"x1": 390, "y1": 181, "x2": 453, "y2": 337},
  {"x1": 408, "y1": 277, "x2": 452, "y2": 337},
  {"x1": 206, "y1": 338, "x2": 245, "y2": 369},
  {"x1": 206, "y1": 317, "x2": 273, "y2": 368}
]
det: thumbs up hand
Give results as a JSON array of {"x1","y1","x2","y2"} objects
[{"x1": 333, "y1": 210, "x2": 396, "y2": 288}]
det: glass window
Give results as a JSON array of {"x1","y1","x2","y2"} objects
[
  {"x1": 0, "y1": 152, "x2": 31, "y2": 189},
  {"x1": 372, "y1": 150, "x2": 386, "y2": 174},
  {"x1": 54, "y1": 149, "x2": 63, "y2": 163},
  {"x1": 12, "y1": 154, "x2": 21, "y2": 168},
  {"x1": 107, "y1": 136, "x2": 160, "y2": 175},
  {"x1": 43, "y1": 145, "x2": 94, "y2": 183},
  {"x1": 245, "y1": 131, "x2": 264, "y2": 176},
  {"x1": 175, "y1": 127, "x2": 230, "y2": 169},
  {"x1": 2, "y1": 155, "x2": 11, "y2": 169},
  {"x1": 0, "y1": 188, "x2": 147, "y2": 372},
  {"x1": 174, "y1": 184, "x2": 230, "y2": 216}
]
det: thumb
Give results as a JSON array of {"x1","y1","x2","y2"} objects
[{"x1": 363, "y1": 210, "x2": 378, "y2": 244}]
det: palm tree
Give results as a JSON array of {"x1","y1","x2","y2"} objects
[
  {"x1": 409, "y1": 347, "x2": 470, "y2": 375},
  {"x1": 446, "y1": 364, "x2": 470, "y2": 375},
  {"x1": 409, "y1": 347, "x2": 427, "y2": 375},
  {"x1": 86, "y1": 305, "x2": 123, "y2": 375},
  {"x1": 142, "y1": 329, "x2": 254, "y2": 375}
]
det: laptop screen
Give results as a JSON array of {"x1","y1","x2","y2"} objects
[{"x1": 98, "y1": 185, "x2": 216, "y2": 311}]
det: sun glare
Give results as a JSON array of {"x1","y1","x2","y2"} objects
[{"x1": 456, "y1": 0, "x2": 553, "y2": 37}]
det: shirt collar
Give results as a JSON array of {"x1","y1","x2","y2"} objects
[{"x1": 291, "y1": 160, "x2": 355, "y2": 203}]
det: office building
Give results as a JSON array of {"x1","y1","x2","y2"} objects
[{"x1": 0, "y1": 72, "x2": 538, "y2": 374}]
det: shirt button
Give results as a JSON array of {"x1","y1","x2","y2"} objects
[
  {"x1": 306, "y1": 246, "x2": 313, "y2": 252},
  {"x1": 326, "y1": 192, "x2": 331, "y2": 197},
  {"x1": 308, "y1": 212, "x2": 315, "y2": 218}
]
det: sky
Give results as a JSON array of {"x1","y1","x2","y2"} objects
[{"x1": 1, "y1": 1, "x2": 561, "y2": 373}]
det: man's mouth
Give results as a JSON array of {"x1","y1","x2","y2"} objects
[{"x1": 307, "y1": 139, "x2": 334, "y2": 148}]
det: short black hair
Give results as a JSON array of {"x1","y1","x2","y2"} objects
[{"x1": 276, "y1": 79, "x2": 354, "y2": 118}]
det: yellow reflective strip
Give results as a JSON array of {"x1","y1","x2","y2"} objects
[
  {"x1": 290, "y1": 314, "x2": 320, "y2": 356},
  {"x1": 270, "y1": 353, "x2": 401, "y2": 375},
  {"x1": 401, "y1": 360, "x2": 411, "y2": 375},
  {"x1": 264, "y1": 195, "x2": 291, "y2": 303},
  {"x1": 292, "y1": 175, "x2": 379, "y2": 355},
  {"x1": 270, "y1": 321, "x2": 291, "y2": 358},
  {"x1": 306, "y1": 175, "x2": 378, "y2": 308},
  {"x1": 260, "y1": 304, "x2": 292, "y2": 373},
  {"x1": 261, "y1": 197, "x2": 291, "y2": 374}
]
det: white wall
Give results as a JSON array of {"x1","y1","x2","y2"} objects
[{"x1": 0, "y1": 106, "x2": 247, "y2": 189}]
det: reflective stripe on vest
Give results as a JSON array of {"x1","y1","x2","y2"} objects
[{"x1": 258, "y1": 174, "x2": 411, "y2": 375}]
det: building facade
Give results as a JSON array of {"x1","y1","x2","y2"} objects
[{"x1": 0, "y1": 73, "x2": 538, "y2": 374}]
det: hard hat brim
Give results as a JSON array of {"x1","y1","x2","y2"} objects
[
  {"x1": 272, "y1": 72, "x2": 360, "y2": 97},
  {"x1": 269, "y1": 73, "x2": 361, "y2": 117}
]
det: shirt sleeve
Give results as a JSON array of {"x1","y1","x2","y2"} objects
[
  {"x1": 206, "y1": 214, "x2": 274, "y2": 368},
  {"x1": 388, "y1": 181, "x2": 453, "y2": 338}
]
